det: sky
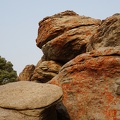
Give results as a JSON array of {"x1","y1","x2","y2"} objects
[{"x1": 0, "y1": 0, "x2": 120, "y2": 75}]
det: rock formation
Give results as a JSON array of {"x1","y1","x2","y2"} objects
[
  {"x1": 49, "y1": 13, "x2": 120, "y2": 120},
  {"x1": 18, "y1": 64, "x2": 35, "y2": 81},
  {"x1": 50, "y1": 47, "x2": 120, "y2": 120},
  {"x1": 87, "y1": 13, "x2": 120, "y2": 51},
  {"x1": 36, "y1": 10, "x2": 101, "y2": 63},
  {"x1": 16, "y1": 11, "x2": 120, "y2": 120},
  {"x1": 18, "y1": 10, "x2": 101, "y2": 82},
  {"x1": 0, "y1": 81, "x2": 63, "y2": 120},
  {"x1": 31, "y1": 60, "x2": 62, "y2": 83}
]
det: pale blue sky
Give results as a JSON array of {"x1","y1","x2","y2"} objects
[{"x1": 0, "y1": 0, "x2": 120, "y2": 75}]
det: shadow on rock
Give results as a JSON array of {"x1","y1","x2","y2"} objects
[{"x1": 40, "y1": 102, "x2": 70, "y2": 120}]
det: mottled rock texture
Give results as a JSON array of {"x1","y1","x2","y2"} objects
[
  {"x1": 50, "y1": 47, "x2": 120, "y2": 120},
  {"x1": 18, "y1": 64, "x2": 35, "y2": 81},
  {"x1": 0, "y1": 81, "x2": 63, "y2": 120},
  {"x1": 16, "y1": 11, "x2": 120, "y2": 120},
  {"x1": 87, "y1": 13, "x2": 120, "y2": 51},
  {"x1": 0, "y1": 107, "x2": 39, "y2": 120},
  {"x1": 46, "y1": 13, "x2": 119, "y2": 120},
  {"x1": 31, "y1": 60, "x2": 62, "y2": 83},
  {"x1": 36, "y1": 10, "x2": 101, "y2": 62}
]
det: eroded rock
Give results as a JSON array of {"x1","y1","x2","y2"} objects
[
  {"x1": 18, "y1": 64, "x2": 35, "y2": 81},
  {"x1": 50, "y1": 47, "x2": 120, "y2": 120},
  {"x1": 31, "y1": 60, "x2": 62, "y2": 83},
  {"x1": 87, "y1": 13, "x2": 120, "y2": 51},
  {"x1": 0, "y1": 81, "x2": 63, "y2": 120},
  {"x1": 36, "y1": 10, "x2": 101, "y2": 62}
]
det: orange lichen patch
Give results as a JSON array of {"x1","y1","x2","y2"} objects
[
  {"x1": 102, "y1": 85, "x2": 118, "y2": 119},
  {"x1": 83, "y1": 56, "x2": 120, "y2": 79},
  {"x1": 49, "y1": 46, "x2": 120, "y2": 119},
  {"x1": 105, "y1": 91, "x2": 114, "y2": 104},
  {"x1": 104, "y1": 108, "x2": 117, "y2": 120},
  {"x1": 86, "y1": 31, "x2": 92, "y2": 36}
]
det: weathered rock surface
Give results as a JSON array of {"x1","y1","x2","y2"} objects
[
  {"x1": 15, "y1": 11, "x2": 120, "y2": 120},
  {"x1": 36, "y1": 10, "x2": 101, "y2": 62},
  {"x1": 50, "y1": 47, "x2": 120, "y2": 120},
  {"x1": 18, "y1": 64, "x2": 35, "y2": 81},
  {"x1": 0, "y1": 81, "x2": 63, "y2": 120},
  {"x1": 0, "y1": 107, "x2": 39, "y2": 120},
  {"x1": 31, "y1": 60, "x2": 62, "y2": 83},
  {"x1": 87, "y1": 13, "x2": 120, "y2": 51}
]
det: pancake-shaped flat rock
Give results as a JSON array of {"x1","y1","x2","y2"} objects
[{"x1": 0, "y1": 81, "x2": 63, "y2": 110}]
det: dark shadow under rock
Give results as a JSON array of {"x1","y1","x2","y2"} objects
[
  {"x1": 56, "y1": 102, "x2": 70, "y2": 120},
  {"x1": 40, "y1": 104, "x2": 57, "y2": 120},
  {"x1": 40, "y1": 102, "x2": 70, "y2": 120}
]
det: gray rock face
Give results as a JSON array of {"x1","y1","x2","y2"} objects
[
  {"x1": 0, "y1": 81, "x2": 63, "y2": 120},
  {"x1": 87, "y1": 13, "x2": 120, "y2": 51}
]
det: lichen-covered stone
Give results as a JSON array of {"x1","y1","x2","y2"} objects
[
  {"x1": 50, "y1": 47, "x2": 120, "y2": 120},
  {"x1": 36, "y1": 10, "x2": 101, "y2": 62}
]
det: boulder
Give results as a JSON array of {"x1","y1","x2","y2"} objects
[
  {"x1": 0, "y1": 81, "x2": 63, "y2": 120},
  {"x1": 31, "y1": 60, "x2": 62, "y2": 83},
  {"x1": 18, "y1": 64, "x2": 35, "y2": 81},
  {"x1": 87, "y1": 13, "x2": 120, "y2": 51},
  {"x1": 36, "y1": 10, "x2": 101, "y2": 62},
  {"x1": 50, "y1": 47, "x2": 120, "y2": 120}
]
